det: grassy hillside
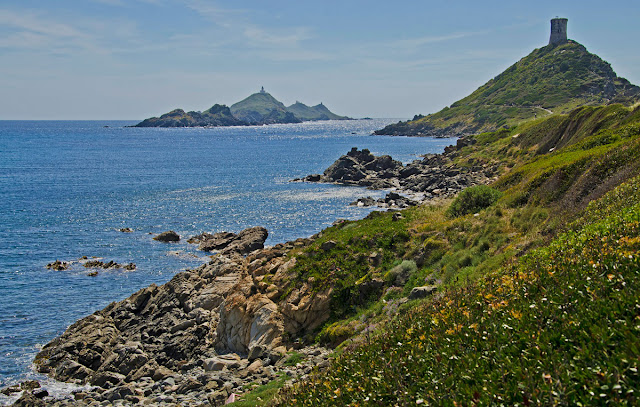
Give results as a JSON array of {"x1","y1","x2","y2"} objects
[
  {"x1": 376, "y1": 41, "x2": 640, "y2": 137},
  {"x1": 275, "y1": 105, "x2": 640, "y2": 341},
  {"x1": 276, "y1": 176, "x2": 640, "y2": 405},
  {"x1": 247, "y1": 103, "x2": 640, "y2": 405}
]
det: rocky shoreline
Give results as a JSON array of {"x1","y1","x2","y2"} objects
[
  {"x1": 296, "y1": 136, "x2": 499, "y2": 205},
  {"x1": 8, "y1": 227, "x2": 335, "y2": 406},
  {"x1": 5, "y1": 138, "x2": 489, "y2": 406}
]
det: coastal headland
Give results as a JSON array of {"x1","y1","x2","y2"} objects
[{"x1": 7, "y1": 18, "x2": 640, "y2": 406}]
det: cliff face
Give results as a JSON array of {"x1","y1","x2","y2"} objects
[{"x1": 376, "y1": 41, "x2": 640, "y2": 137}]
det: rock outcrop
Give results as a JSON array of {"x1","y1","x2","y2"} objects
[
  {"x1": 350, "y1": 192, "x2": 418, "y2": 209},
  {"x1": 299, "y1": 142, "x2": 499, "y2": 202},
  {"x1": 188, "y1": 227, "x2": 269, "y2": 255},
  {"x1": 134, "y1": 90, "x2": 350, "y2": 128},
  {"x1": 285, "y1": 101, "x2": 351, "y2": 121},
  {"x1": 32, "y1": 229, "x2": 333, "y2": 405},
  {"x1": 153, "y1": 231, "x2": 180, "y2": 242}
]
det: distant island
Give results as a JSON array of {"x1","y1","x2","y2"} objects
[{"x1": 134, "y1": 87, "x2": 351, "y2": 127}]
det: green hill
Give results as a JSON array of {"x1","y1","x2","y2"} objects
[
  {"x1": 268, "y1": 103, "x2": 640, "y2": 405},
  {"x1": 286, "y1": 102, "x2": 351, "y2": 121},
  {"x1": 376, "y1": 41, "x2": 640, "y2": 137},
  {"x1": 134, "y1": 104, "x2": 245, "y2": 127},
  {"x1": 230, "y1": 90, "x2": 301, "y2": 125}
]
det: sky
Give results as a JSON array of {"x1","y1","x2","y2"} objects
[{"x1": 1, "y1": 0, "x2": 639, "y2": 120}]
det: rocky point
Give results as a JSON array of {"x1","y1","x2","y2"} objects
[{"x1": 21, "y1": 228, "x2": 333, "y2": 406}]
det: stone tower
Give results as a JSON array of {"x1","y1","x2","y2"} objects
[{"x1": 549, "y1": 18, "x2": 568, "y2": 45}]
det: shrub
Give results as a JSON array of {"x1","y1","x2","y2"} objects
[
  {"x1": 446, "y1": 185, "x2": 503, "y2": 218},
  {"x1": 317, "y1": 321, "x2": 357, "y2": 346},
  {"x1": 384, "y1": 260, "x2": 417, "y2": 284}
]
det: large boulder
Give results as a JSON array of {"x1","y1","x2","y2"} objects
[
  {"x1": 221, "y1": 226, "x2": 268, "y2": 255},
  {"x1": 196, "y1": 232, "x2": 237, "y2": 251},
  {"x1": 215, "y1": 293, "x2": 284, "y2": 355},
  {"x1": 153, "y1": 231, "x2": 180, "y2": 242}
]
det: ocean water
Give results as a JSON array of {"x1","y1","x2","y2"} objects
[{"x1": 0, "y1": 119, "x2": 454, "y2": 396}]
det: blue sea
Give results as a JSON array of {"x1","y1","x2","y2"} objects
[{"x1": 0, "y1": 119, "x2": 453, "y2": 399}]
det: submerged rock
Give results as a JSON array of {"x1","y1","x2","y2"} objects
[
  {"x1": 46, "y1": 260, "x2": 69, "y2": 271},
  {"x1": 82, "y1": 260, "x2": 136, "y2": 271}
]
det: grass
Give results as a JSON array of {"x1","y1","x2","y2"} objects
[
  {"x1": 273, "y1": 174, "x2": 640, "y2": 406},
  {"x1": 282, "y1": 352, "x2": 305, "y2": 367},
  {"x1": 231, "y1": 374, "x2": 288, "y2": 406},
  {"x1": 445, "y1": 185, "x2": 502, "y2": 217},
  {"x1": 277, "y1": 105, "x2": 640, "y2": 346},
  {"x1": 263, "y1": 103, "x2": 640, "y2": 405}
]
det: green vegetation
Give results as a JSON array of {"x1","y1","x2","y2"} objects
[
  {"x1": 445, "y1": 185, "x2": 502, "y2": 217},
  {"x1": 283, "y1": 352, "x2": 305, "y2": 366},
  {"x1": 288, "y1": 210, "x2": 414, "y2": 322},
  {"x1": 376, "y1": 41, "x2": 640, "y2": 136},
  {"x1": 232, "y1": 374, "x2": 288, "y2": 406},
  {"x1": 269, "y1": 103, "x2": 640, "y2": 405},
  {"x1": 275, "y1": 176, "x2": 640, "y2": 405}
]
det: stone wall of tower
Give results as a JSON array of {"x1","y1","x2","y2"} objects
[{"x1": 549, "y1": 18, "x2": 568, "y2": 45}]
